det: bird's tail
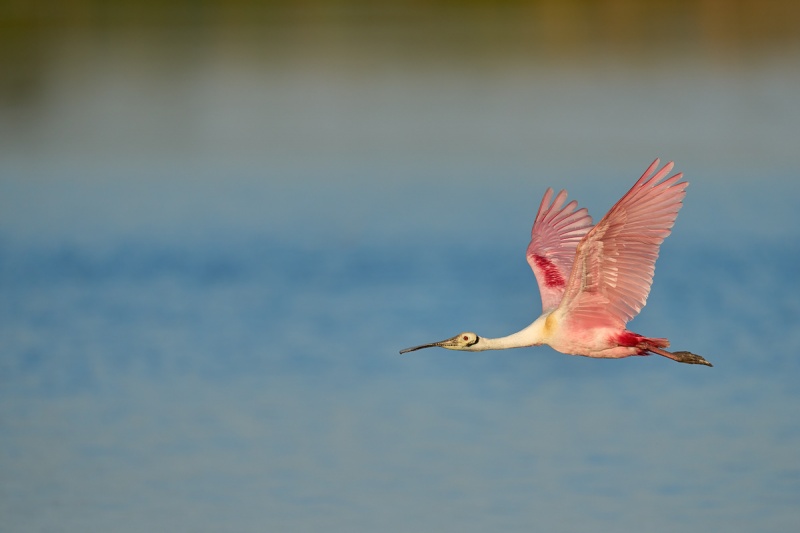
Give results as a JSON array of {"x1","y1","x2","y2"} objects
[
  {"x1": 615, "y1": 331, "x2": 669, "y2": 354},
  {"x1": 642, "y1": 337, "x2": 670, "y2": 350},
  {"x1": 618, "y1": 331, "x2": 711, "y2": 366}
]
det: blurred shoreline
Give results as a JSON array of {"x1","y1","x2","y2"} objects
[
  {"x1": 3, "y1": 0, "x2": 799, "y2": 43},
  {"x1": 3, "y1": 0, "x2": 799, "y2": 66}
]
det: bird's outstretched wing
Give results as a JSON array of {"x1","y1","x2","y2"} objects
[
  {"x1": 558, "y1": 159, "x2": 687, "y2": 329},
  {"x1": 526, "y1": 188, "x2": 593, "y2": 313}
]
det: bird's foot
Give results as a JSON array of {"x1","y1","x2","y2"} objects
[
  {"x1": 669, "y1": 350, "x2": 713, "y2": 367},
  {"x1": 647, "y1": 346, "x2": 713, "y2": 367}
]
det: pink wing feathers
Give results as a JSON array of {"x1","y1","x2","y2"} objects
[
  {"x1": 526, "y1": 188, "x2": 593, "y2": 312},
  {"x1": 558, "y1": 159, "x2": 687, "y2": 329}
]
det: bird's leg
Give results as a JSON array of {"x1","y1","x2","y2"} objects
[{"x1": 647, "y1": 346, "x2": 713, "y2": 367}]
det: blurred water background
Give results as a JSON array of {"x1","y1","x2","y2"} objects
[{"x1": 2, "y1": 1, "x2": 800, "y2": 531}]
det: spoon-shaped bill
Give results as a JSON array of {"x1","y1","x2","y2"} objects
[
  {"x1": 399, "y1": 342, "x2": 441, "y2": 354},
  {"x1": 399, "y1": 334, "x2": 468, "y2": 354}
]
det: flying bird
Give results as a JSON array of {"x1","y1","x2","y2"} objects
[{"x1": 400, "y1": 159, "x2": 712, "y2": 367}]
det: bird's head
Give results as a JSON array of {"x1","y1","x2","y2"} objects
[{"x1": 400, "y1": 332, "x2": 480, "y2": 354}]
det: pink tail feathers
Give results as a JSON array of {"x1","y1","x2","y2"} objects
[
  {"x1": 614, "y1": 329, "x2": 712, "y2": 366},
  {"x1": 615, "y1": 331, "x2": 669, "y2": 355}
]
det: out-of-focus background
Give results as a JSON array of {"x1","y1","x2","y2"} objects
[{"x1": 2, "y1": 1, "x2": 799, "y2": 531}]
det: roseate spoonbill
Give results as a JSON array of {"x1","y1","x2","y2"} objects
[{"x1": 400, "y1": 159, "x2": 712, "y2": 367}]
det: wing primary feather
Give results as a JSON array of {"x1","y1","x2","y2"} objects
[
  {"x1": 558, "y1": 159, "x2": 688, "y2": 329},
  {"x1": 527, "y1": 185, "x2": 594, "y2": 313}
]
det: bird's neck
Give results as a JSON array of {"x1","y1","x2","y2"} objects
[{"x1": 472, "y1": 314, "x2": 550, "y2": 351}]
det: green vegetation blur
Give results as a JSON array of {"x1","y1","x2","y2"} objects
[{"x1": 2, "y1": 0, "x2": 798, "y2": 119}]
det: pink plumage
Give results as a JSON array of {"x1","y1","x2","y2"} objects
[
  {"x1": 526, "y1": 188, "x2": 593, "y2": 312},
  {"x1": 400, "y1": 159, "x2": 712, "y2": 367},
  {"x1": 558, "y1": 159, "x2": 686, "y2": 330}
]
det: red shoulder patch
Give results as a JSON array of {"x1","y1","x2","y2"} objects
[{"x1": 533, "y1": 255, "x2": 565, "y2": 287}]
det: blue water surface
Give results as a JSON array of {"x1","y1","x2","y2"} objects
[{"x1": 2, "y1": 181, "x2": 799, "y2": 532}]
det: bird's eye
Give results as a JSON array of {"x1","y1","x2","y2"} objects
[{"x1": 463, "y1": 335, "x2": 469, "y2": 341}]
